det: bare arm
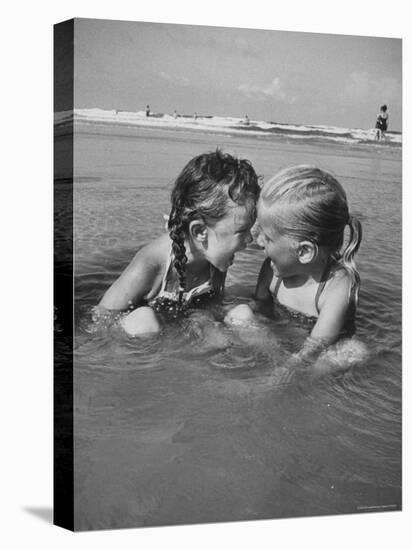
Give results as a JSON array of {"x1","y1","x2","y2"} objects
[
  {"x1": 288, "y1": 271, "x2": 353, "y2": 366},
  {"x1": 310, "y1": 270, "x2": 352, "y2": 344},
  {"x1": 98, "y1": 241, "x2": 164, "y2": 311}
]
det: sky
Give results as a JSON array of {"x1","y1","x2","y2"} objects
[{"x1": 71, "y1": 18, "x2": 402, "y2": 131}]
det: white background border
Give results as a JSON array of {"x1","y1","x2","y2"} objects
[{"x1": 2, "y1": 1, "x2": 409, "y2": 548}]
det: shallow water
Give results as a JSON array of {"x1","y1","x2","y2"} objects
[{"x1": 56, "y1": 124, "x2": 401, "y2": 530}]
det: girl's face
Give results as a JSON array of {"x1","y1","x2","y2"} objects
[
  {"x1": 205, "y1": 202, "x2": 255, "y2": 272},
  {"x1": 257, "y1": 222, "x2": 300, "y2": 278}
]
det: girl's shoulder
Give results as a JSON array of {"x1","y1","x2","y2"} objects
[
  {"x1": 128, "y1": 234, "x2": 171, "y2": 275},
  {"x1": 318, "y1": 263, "x2": 352, "y2": 307},
  {"x1": 327, "y1": 261, "x2": 351, "y2": 285},
  {"x1": 99, "y1": 234, "x2": 171, "y2": 309}
]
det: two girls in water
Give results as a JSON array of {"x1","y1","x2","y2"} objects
[{"x1": 98, "y1": 149, "x2": 362, "y2": 362}]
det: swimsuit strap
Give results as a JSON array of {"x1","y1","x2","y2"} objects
[
  {"x1": 314, "y1": 260, "x2": 334, "y2": 314},
  {"x1": 159, "y1": 247, "x2": 174, "y2": 295},
  {"x1": 159, "y1": 244, "x2": 216, "y2": 301}
]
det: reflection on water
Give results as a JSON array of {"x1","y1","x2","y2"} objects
[{"x1": 56, "y1": 126, "x2": 401, "y2": 530}]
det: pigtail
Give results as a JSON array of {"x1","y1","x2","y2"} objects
[
  {"x1": 168, "y1": 203, "x2": 188, "y2": 305},
  {"x1": 341, "y1": 215, "x2": 362, "y2": 305}
]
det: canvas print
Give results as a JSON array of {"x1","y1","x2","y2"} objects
[{"x1": 54, "y1": 18, "x2": 402, "y2": 531}]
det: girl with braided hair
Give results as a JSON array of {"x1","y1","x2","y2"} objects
[
  {"x1": 225, "y1": 165, "x2": 363, "y2": 364},
  {"x1": 98, "y1": 149, "x2": 260, "y2": 336}
]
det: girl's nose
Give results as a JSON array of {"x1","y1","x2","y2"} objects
[{"x1": 256, "y1": 231, "x2": 265, "y2": 249}]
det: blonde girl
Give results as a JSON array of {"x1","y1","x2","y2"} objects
[{"x1": 226, "y1": 165, "x2": 362, "y2": 362}]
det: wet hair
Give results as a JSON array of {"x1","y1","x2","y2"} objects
[
  {"x1": 259, "y1": 165, "x2": 362, "y2": 304},
  {"x1": 168, "y1": 149, "x2": 260, "y2": 305},
  {"x1": 381, "y1": 105, "x2": 387, "y2": 112}
]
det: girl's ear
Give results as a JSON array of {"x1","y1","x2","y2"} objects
[
  {"x1": 189, "y1": 220, "x2": 208, "y2": 242},
  {"x1": 297, "y1": 240, "x2": 317, "y2": 264}
]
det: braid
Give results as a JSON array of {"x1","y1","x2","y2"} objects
[{"x1": 168, "y1": 203, "x2": 188, "y2": 305}]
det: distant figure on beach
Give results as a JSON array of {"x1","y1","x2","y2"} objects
[
  {"x1": 225, "y1": 165, "x2": 364, "y2": 370},
  {"x1": 97, "y1": 150, "x2": 260, "y2": 337},
  {"x1": 244, "y1": 114, "x2": 250, "y2": 126},
  {"x1": 173, "y1": 109, "x2": 179, "y2": 119},
  {"x1": 194, "y1": 112, "x2": 198, "y2": 120},
  {"x1": 145, "y1": 105, "x2": 150, "y2": 117},
  {"x1": 375, "y1": 104, "x2": 388, "y2": 141}
]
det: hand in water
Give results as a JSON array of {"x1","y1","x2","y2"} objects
[
  {"x1": 188, "y1": 310, "x2": 230, "y2": 351},
  {"x1": 224, "y1": 304, "x2": 256, "y2": 327}
]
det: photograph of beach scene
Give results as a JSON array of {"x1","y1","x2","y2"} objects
[{"x1": 54, "y1": 18, "x2": 402, "y2": 531}]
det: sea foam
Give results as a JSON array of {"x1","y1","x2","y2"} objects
[{"x1": 54, "y1": 108, "x2": 401, "y2": 147}]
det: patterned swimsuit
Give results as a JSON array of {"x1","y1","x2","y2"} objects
[{"x1": 147, "y1": 248, "x2": 221, "y2": 316}]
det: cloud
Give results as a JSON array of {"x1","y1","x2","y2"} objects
[
  {"x1": 159, "y1": 71, "x2": 191, "y2": 87},
  {"x1": 342, "y1": 71, "x2": 401, "y2": 103},
  {"x1": 159, "y1": 71, "x2": 172, "y2": 81},
  {"x1": 238, "y1": 77, "x2": 297, "y2": 103}
]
